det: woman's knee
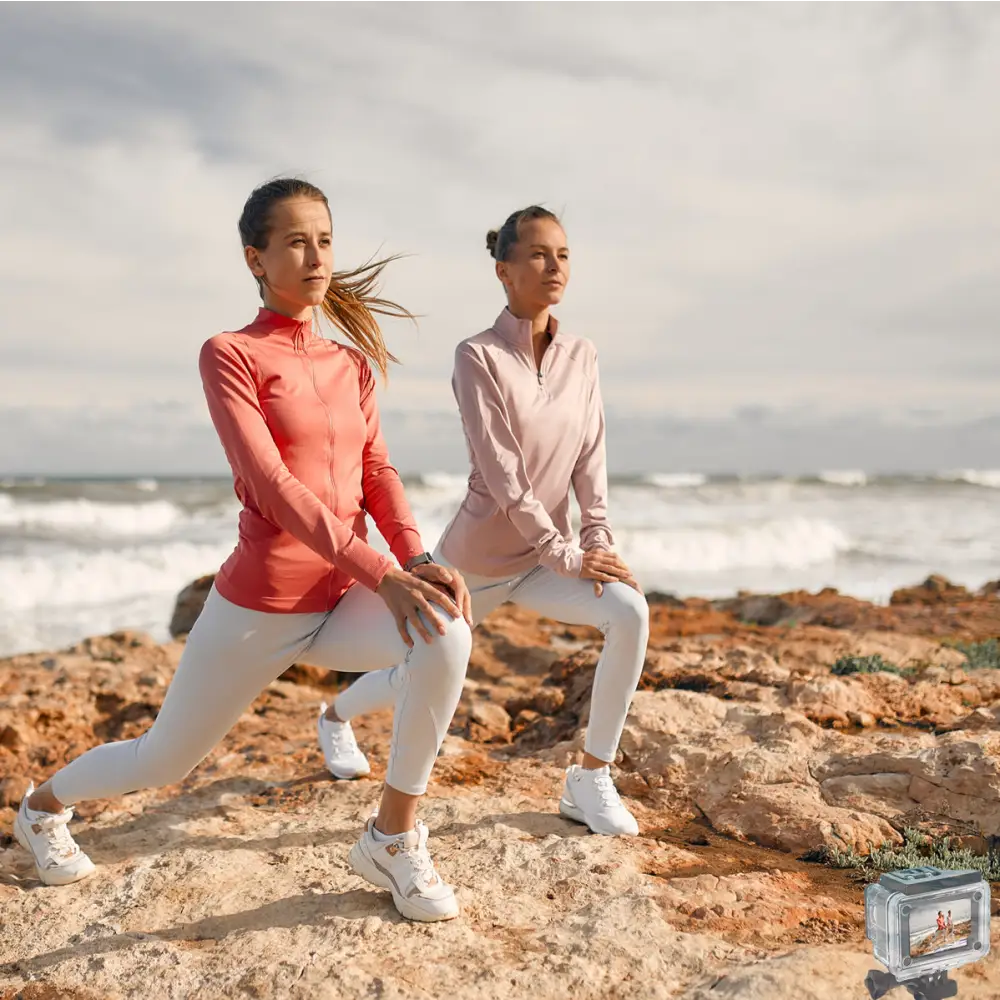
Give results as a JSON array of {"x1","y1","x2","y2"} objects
[
  {"x1": 419, "y1": 612, "x2": 472, "y2": 683},
  {"x1": 143, "y1": 755, "x2": 199, "y2": 790},
  {"x1": 440, "y1": 612, "x2": 473, "y2": 661},
  {"x1": 133, "y1": 734, "x2": 202, "y2": 789},
  {"x1": 604, "y1": 584, "x2": 650, "y2": 635}
]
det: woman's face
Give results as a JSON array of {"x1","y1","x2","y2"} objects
[
  {"x1": 497, "y1": 217, "x2": 570, "y2": 311},
  {"x1": 245, "y1": 196, "x2": 333, "y2": 318}
]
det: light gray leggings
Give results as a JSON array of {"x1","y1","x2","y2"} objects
[
  {"x1": 337, "y1": 554, "x2": 650, "y2": 763},
  {"x1": 50, "y1": 583, "x2": 473, "y2": 804}
]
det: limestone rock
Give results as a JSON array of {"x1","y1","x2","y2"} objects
[
  {"x1": 168, "y1": 573, "x2": 216, "y2": 638},
  {"x1": 467, "y1": 699, "x2": 512, "y2": 742},
  {"x1": 0, "y1": 774, "x2": 29, "y2": 808},
  {"x1": 5, "y1": 576, "x2": 1000, "y2": 997},
  {"x1": 890, "y1": 574, "x2": 972, "y2": 606}
]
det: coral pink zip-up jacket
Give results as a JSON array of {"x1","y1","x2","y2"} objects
[
  {"x1": 199, "y1": 307, "x2": 425, "y2": 613},
  {"x1": 437, "y1": 307, "x2": 614, "y2": 579}
]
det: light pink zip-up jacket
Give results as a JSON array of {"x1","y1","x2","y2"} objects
[{"x1": 437, "y1": 307, "x2": 614, "y2": 579}]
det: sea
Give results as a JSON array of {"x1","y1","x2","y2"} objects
[{"x1": 2, "y1": 470, "x2": 999, "y2": 657}]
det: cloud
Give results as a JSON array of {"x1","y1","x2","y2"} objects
[
  {"x1": 0, "y1": 5, "x2": 272, "y2": 153},
  {"x1": 1, "y1": 4, "x2": 999, "y2": 473}
]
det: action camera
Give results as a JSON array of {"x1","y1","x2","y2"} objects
[{"x1": 865, "y1": 865, "x2": 990, "y2": 983}]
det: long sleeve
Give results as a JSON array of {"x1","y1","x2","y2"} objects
[
  {"x1": 199, "y1": 335, "x2": 392, "y2": 592},
  {"x1": 357, "y1": 360, "x2": 426, "y2": 569},
  {"x1": 572, "y1": 348, "x2": 615, "y2": 552},
  {"x1": 453, "y1": 343, "x2": 583, "y2": 577}
]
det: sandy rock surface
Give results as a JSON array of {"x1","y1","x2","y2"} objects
[{"x1": 2, "y1": 575, "x2": 1000, "y2": 998}]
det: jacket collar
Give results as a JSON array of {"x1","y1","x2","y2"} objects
[
  {"x1": 250, "y1": 306, "x2": 317, "y2": 348},
  {"x1": 492, "y1": 306, "x2": 559, "y2": 349}
]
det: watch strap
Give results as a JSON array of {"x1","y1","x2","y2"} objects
[{"x1": 404, "y1": 552, "x2": 434, "y2": 572}]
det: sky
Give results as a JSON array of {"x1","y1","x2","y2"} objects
[{"x1": 1, "y1": 2, "x2": 999, "y2": 476}]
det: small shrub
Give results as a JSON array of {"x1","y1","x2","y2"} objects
[
  {"x1": 946, "y1": 638, "x2": 1000, "y2": 671},
  {"x1": 811, "y1": 828, "x2": 1000, "y2": 882},
  {"x1": 831, "y1": 654, "x2": 913, "y2": 677}
]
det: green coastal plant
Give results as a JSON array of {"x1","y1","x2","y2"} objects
[
  {"x1": 945, "y1": 638, "x2": 1000, "y2": 671},
  {"x1": 830, "y1": 653, "x2": 914, "y2": 678},
  {"x1": 808, "y1": 828, "x2": 1000, "y2": 882}
]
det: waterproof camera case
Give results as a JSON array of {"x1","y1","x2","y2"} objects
[{"x1": 865, "y1": 865, "x2": 990, "y2": 982}]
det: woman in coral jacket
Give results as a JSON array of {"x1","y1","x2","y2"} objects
[
  {"x1": 14, "y1": 178, "x2": 475, "y2": 924},
  {"x1": 320, "y1": 206, "x2": 649, "y2": 837}
]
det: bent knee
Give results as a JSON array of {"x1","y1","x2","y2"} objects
[
  {"x1": 420, "y1": 613, "x2": 472, "y2": 679},
  {"x1": 605, "y1": 584, "x2": 650, "y2": 634},
  {"x1": 142, "y1": 758, "x2": 197, "y2": 790},
  {"x1": 146, "y1": 758, "x2": 200, "y2": 788},
  {"x1": 439, "y1": 612, "x2": 473, "y2": 659},
  {"x1": 133, "y1": 735, "x2": 202, "y2": 789}
]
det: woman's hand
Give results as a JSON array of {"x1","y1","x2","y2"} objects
[
  {"x1": 580, "y1": 549, "x2": 642, "y2": 597},
  {"x1": 411, "y1": 562, "x2": 473, "y2": 626},
  {"x1": 376, "y1": 567, "x2": 464, "y2": 648}
]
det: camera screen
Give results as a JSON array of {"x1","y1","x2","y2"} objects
[{"x1": 908, "y1": 898, "x2": 972, "y2": 958}]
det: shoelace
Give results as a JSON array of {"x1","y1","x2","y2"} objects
[
  {"x1": 592, "y1": 772, "x2": 623, "y2": 809},
  {"x1": 327, "y1": 720, "x2": 360, "y2": 754},
  {"x1": 389, "y1": 826, "x2": 440, "y2": 889},
  {"x1": 399, "y1": 843, "x2": 439, "y2": 888},
  {"x1": 36, "y1": 812, "x2": 79, "y2": 861}
]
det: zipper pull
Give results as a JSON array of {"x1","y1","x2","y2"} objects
[{"x1": 537, "y1": 370, "x2": 543, "y2": 384}]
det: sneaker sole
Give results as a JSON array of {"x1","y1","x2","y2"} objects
[
  {"x1": 13, "y1": 814, "x2": 96, "y2": 887},
  {"x1": 558, "y1": 797, "x2": 638, "y2": 837},
  {"x1": 325, "y1": 762, "x2": 371, "y2": 780},
  {"x1": 347, "y1": 841, "x2": 459, "y2": 923},
  {"x1": 558, "y1": 796, "x2": 589, "y2": 828}
]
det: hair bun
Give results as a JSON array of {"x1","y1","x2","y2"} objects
[{"x1": 485, "y1": 229, "x2": 499, "y2": 257}]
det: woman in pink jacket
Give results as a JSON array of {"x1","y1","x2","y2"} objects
[
  {"x1": 14, "y1": 178, "x2": 475, "y2": 924},
  {"x1": 321, "y1": 206, "x2": 649, "y2": 837}
]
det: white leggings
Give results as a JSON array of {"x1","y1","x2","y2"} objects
[
  {"x1": 50, "y1": 583, "x2": 473, "y2": 804},
  {"x1": 336, "y1": 554, "x2": 650, "y2": 763}
]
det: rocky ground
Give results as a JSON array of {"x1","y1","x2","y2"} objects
[{"x1": 2, "y1": 574, "x2": 1000, "y2": 998}]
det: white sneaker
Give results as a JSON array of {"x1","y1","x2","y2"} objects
[
  {"x1": 318, "y1": 701, "x2": 370, "y2": 779},
  {"x1": 348, "y1": 816, "x2": 459, "y2": 922},
  {"x1": 559, "y1": 764, "x2": 639, "y2": 836},
  {"x1": 14, "y1": 783, "x2": 97, "y2": 886}
]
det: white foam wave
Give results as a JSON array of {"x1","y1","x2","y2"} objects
[
  {"x1": 134, "y1": 478, "x2": 159, "y2": 492},
  {"x1": 818, "y1": 469, "x2": 868, "y2": 487},
  {"x1": 0, "y1": 495, "x2": 185, "y2": 538},
  {"x1": 0, "y1": 541, "x2": 233, "y2": 612},
  {"x1": 642, "y1": 472, "x2": 708, "y2": 489},
  {"x1": 415, "y1": 472, "x2": 468, "y2": 491},
  {"x1": 7, "y1": 472, "x2": 1000, "y2": 656},
  {"x1": 615, "y1": 517, "x2": 852, "y2": 573},
  {"x1": 939, "y1": 469, "x2": 1000, "y2": 489}
]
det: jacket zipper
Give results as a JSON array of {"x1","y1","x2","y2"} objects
[
  {"x1": 537, "y1": 337, "x2": 554, "y2": 392},
  {"x1": 299, "y1": 323, "x2": 338, "y2": 605}
]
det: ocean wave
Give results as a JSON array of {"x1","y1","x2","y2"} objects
[
  {"x1": 817, "y1": 469, "x2": 868, "y2": 487},
  {"x1": 615, "y1": 517, "x2": 852, "y2": 573},
  {"x1": 0, "y1": 541, "x2": 233, "y2": 612},
  {"x1": 641, "y1": 472, "x2": 708, "y2": 489},
  {"x1": 412, "y1": 472, "x2": 469, "y2": 491},
  {"x1": 0, "y1": 495, "x2": 186, "y2": 538},
  {"x1": 938, "y1": 469, "x2": 1000, "y2": 489}
]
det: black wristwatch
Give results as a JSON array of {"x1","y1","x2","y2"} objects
[{"x1": 404, "y1": 552, "x2": 434, "y2": 572}]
